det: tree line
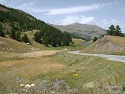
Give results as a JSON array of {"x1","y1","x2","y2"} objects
[
  {"x1": 107, "y1": 24, "x2": 124, "y2": 36},
  {"x1": 92, "y1": 24, "x2": 124, "y2": 42},
  {"x1": 0, "y1": 23, "x2": 29, "y2": 43}
]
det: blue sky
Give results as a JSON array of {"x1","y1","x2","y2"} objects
[{"x1": 0, "y1": 0, "x2": 125, "y2": 32}]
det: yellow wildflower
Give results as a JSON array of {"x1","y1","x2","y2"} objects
[{"x1": 72, "y1": 73, "x2": 78, "y2": 77}]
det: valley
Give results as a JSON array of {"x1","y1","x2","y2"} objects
[
  {"x1": 0, "y1": 46, "x2": 125, "y2": 94},
  {"x1": 0, "y1": 3, "x2": 125, "y2": 94}
]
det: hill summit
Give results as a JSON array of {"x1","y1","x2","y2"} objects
[{"x1": 83, "y1": 35, "x2": 125, "y2": 55}]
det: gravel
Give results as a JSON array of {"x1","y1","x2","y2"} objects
[{"x1": 68, "y1": 51, "x2": 125, "y2": 63}]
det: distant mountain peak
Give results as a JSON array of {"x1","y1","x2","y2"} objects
[
  {"x1": 53, "y1": 23, "x2": 106, "y2": 41},
  {"x1": 66, "y1": 22, "x2": 97, "y2": 27}
]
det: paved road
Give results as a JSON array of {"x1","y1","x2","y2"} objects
[{"x1": 68, "y1": 51, "x2": 125, "y2": 63}]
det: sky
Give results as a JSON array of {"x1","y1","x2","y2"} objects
[{"x1": 0, "y1": 0, "x2": 125, "y2": 32}]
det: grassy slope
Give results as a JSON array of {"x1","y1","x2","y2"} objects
[
  {"x1": 106, "y1": 36, "x2": 125, "y2": 46},
  {"x1": 72, "y1": 38, "x2": 85, "y2": 44},
  {"x1": 1, "y1": 32, "x2": 125, "y2": 93},
  {"x1": 0, "y1": 36, "x2": 36, "y2": 53},
  {"x1": 83, "y1": 35, "x2": 125, "y2": 55},
  {"x1": 0, "y1": 51, "x2": 125, "y2": 93}
]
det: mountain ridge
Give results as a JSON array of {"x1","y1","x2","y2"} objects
[{"x1": 52, "y1": 23, "x2": 106, "y2": 40}]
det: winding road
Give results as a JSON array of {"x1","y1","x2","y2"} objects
[{"x1": 68, "y1": 51, "x2": 125, "y2": 63}]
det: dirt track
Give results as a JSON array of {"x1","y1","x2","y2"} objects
[{"x1": 20, "y1": 50, "x2": 60, "y2": 58}]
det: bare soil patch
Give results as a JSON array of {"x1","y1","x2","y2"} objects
[{"x1": 20, "y1": 50, "x2": 60, "y2": 58}]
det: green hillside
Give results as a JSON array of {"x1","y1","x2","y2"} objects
[
  {"x1": 0, "y1": 4, "x2": 45, "y2": 31},
  {"x1": 0, "y1": 4, "x2": 72, "y2": 47}
]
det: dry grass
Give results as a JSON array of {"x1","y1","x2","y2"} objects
[
  {"x1": 0, "y1": 50, "x2": 64, "y2": 78},
  {"x1": 0, "y1": 51, "x2": 125, "y2": 93},
  {"x1": 24, "y1": 29, "x2": 38, "y2": 39},
  {"x1": 106, "y1": 35, "x2": 125, "y2": 46},
  {"x1": 72, "y1": 38, "x2": 85, "y2": 44},
  {"x1": 0, "y1": 51, "x2": 65, "y2": 93},
  {"x1": 0, "y1": 37, "x2": 35, "y2": 53},
  {"x1": 20, "y1": 50, "x2": 60, "y2": 58},
  {"x1": 83, "y1": 35, "x2": 125, "y2": 55},
  {"x1": 2, "y1": 57, "x2": 64, "y2": 78}
]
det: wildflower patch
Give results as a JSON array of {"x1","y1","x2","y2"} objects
[
  {"x1": 84, "y1": 82, "x2": 95, "y2": 89},
  {"x1": 72, "y1": 73, "x2": 78, "y2": 77}
]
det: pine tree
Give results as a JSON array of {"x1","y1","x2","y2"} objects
[
  {"x1": 0, "y1": 29, "x2": 5, "y2": 37},
  {"x1": 107, "y1": 25, "x2": 115, "y2": 35},
  {"x1": 15, "y1": 31, "x2": 21, "y2": 41},
  {"x1": 22, "y1": 34, "x2": 29, "y2": 43},
  {"x1": 42, "y1": 36, "x2": 49, "y2": 47},
  {"x1": 34, "y1": 31, "x2": 42, "y2": 43},
  {"x1": 51, "y1": 38, "x2": 57, "y2": 47},
  {"x1": 10, "y1": 29, "x2": 16, "y2": 39},
  {"x1": 62, "y1": 34, "x2": 69, "y2": 46},
  {"x1": 107, "y1": 25, "x2": 124, "y2": 37},
  {"x1": 115, "y1": 25, "x2": 122, "y2": 36}
]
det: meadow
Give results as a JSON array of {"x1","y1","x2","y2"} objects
[{"x1": 0, "y1": 50, "x2": 125, "y2": 94}]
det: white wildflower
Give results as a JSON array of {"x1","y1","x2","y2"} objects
[
  {"x1": 52, "y1": 91, "x2": 55, "y2": 93},
  {"x1": 20, "y1": 84, "x2": 24, "y2": 87},
  {"x1": 25, "y1": 84, "x2": 31, "y2": 88},
  {"x1": 31, "y1": 84, "x2": 35, "y2": 87}
]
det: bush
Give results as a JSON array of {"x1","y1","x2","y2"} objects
[{"x1": 93, "y1": 37, "x2": 98, "y2": 42}]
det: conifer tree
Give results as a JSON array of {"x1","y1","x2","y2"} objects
[
  {"x1": 0, "y1": 29, "x2": 5, "y2": 37},
  {"x1": 10, "y1": 29, "x2": 16, "y2": 39},
  {"x1": 22, "y1": 34, "x2": 29, "y2": 43},
  {"x1": 15, "y1": 31, "x2": 21, "y2": 41}
]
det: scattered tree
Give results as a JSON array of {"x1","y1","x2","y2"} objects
[
  {"x1": 93, "y1": 37, "x2": 98, "y2": 42},
  {"x1": 22, "y1": 34, "x2": 29, "y2": 43}
]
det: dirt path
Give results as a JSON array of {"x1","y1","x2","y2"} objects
[
  {"x1": 68, "y1": 51, "x2": 125, "y2": 63},
  {"x1": 20, "y1": 50, "x2": 60, "y2": 58}
]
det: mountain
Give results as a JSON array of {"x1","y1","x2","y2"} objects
[
  {"x1": 0, "y1": 4, "x2": 72, "y2": 47},
  {"x1": 53, "y1": 23, "x2": 106, "y2": 41},
  {"x1": 0, "y1": 4, "x2": 45, "y2": 32}
]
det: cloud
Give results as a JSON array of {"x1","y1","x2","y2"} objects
[
  {"x1": 102, "y1": 19, "x2": 119, "y2": 25},
  {"x1": 46, "y1": 3, "x2": 112, "y2": 15},
  {"x1": 99, "y1": 19, "x2": 119, "y2": 30},
  {"x1": 15, "y1": 2, "x2": 47, "y2": 13},
  {"x1": 59, "y1": 15, "x2": 95, "y2": 25},
  {"x1": 14, "y1": 2, "x2": 112, "y2": 15},
  {"x1": 111, "y1": 19, "x2": 119, "y2": 23}
]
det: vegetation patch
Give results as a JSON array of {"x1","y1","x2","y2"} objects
[{"x1": 0, "y1": 51, "x2": 125, "y2": 93}]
